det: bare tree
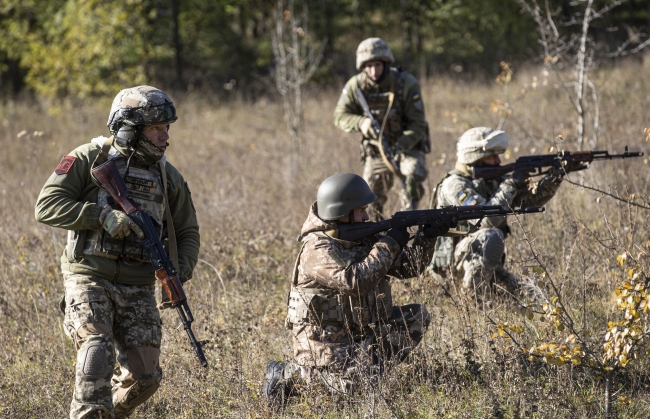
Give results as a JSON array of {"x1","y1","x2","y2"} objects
[
  {"x1": 271, "y1": 0, "x2": 326, "y2": 145},
  {"x1": 516, "y1": 0, "x2": 649, "y2": 149}
]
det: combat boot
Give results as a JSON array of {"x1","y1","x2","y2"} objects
[{"x1": 263, "y1": 360, "x2": 294, "y2": 408}]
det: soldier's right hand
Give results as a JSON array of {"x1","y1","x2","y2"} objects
[
  {"x1": 359, "y1": 117, "x2": 377, "y2": 139},
  {"x1": 99, "y1": 204, "x2": 145, "y2": 239}
]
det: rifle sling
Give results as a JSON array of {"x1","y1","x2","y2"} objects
[{"x1": 158, "y1": 160, "x2": 179, "y2": 270}]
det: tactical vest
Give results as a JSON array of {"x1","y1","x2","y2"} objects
[
  {"x1": 70, "y1": 138, "x2": 166, "y2": 262},
  {"x1": 358, "y1": 68, "x2": 406, "y2": 144},
  {"x1": 285, "y1": 233, "x2": 393, "y2": 330}
]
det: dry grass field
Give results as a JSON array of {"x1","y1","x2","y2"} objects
[{"x1": 1, "y1": 59, "x2": 650, "y2": 418}]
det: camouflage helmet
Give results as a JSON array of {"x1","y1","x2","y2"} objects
[
  {"x1": 356, "y1": 38, "x2": 395, "y2": 70},
  {"x1": 107, "y1": 85, "x2": 178, "y2": 136},
  {"x1": 316, "y1": 173, "x2": 376, "y2": 220},
  {"x1": 457, "y1": 127, "x2": 509, "y2": 165}
]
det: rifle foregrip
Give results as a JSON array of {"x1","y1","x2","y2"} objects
[
  {"x1": 91, "y1": 161, "x2": 138, "y2": 214},
  {"x1": 156, "y1": 269, "x2": 187, "y2": 305}
]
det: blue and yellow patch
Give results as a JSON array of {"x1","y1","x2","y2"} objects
[
  {"x1": 342, "y1": 87, "x2": 348, "y2": 94},
  {"x1": 457, "y1": 190, "x2": 476, "y2": 206},
  {"x1": 412, "y1": 92, "x2": 420, "y2": 101}
]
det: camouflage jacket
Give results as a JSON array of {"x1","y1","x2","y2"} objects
[
  {"x1": 290, "y1": 203, "x2": 435, "y2": 367},
  {"x1": 333, "y1": 68, "x2": 427, "y2": 152},
  {"x1": 35, "y1": 138, "x2": 200, "y2": 285},
  {"x1": 431, "y1": 163, "x2": 561, "y2": 267}
]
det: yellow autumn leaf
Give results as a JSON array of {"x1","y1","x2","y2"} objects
[{"x1": 617, "y1": 253, "x2": 627, "y2": 266}]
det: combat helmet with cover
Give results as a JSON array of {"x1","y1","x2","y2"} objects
[
  {"x1": 456, "y1": 127, "x2": 509, "y2": 165},
  {"x1": 106, "y1": 85, "x2": 178, "y2": 150},
  {"x1": 356, "y1": 38, "x2": 395, "y2": 70},
  {"x1": 317, "y1": 173, "x2": 376, "y2": 220}
]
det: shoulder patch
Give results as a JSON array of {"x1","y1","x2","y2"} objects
[
  {"x1": 412, "y1": 92, "x2": 420, "y2": 101},
  {"x1": 342, "y1": 87, "x2": 348, "y2": 94},
  {"x1": 55, "y1": 156, "x2": 76, "y2": 175},
  {"x1": 464, "y1": 196, "x2": 477, "y2": 206},
  {"x1": 456, "y1": 190, "x2": 473, "y2": 205}
]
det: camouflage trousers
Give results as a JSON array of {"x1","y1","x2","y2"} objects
[
  {"x1": 430, "y1": 228, "x2": 544, "y2": 302},
  {"x1": 62, "y1": 274, "x2": 163, "y2": 419},
  {"x1": 288, "y1": 304, "x2": 430, "y2": 395},
  {"x1": 453, "y1": 228, "x2": 508, "y2": 293},
  {"x1": 363, "y1": 149, "x2": 428, "y2": 220}
]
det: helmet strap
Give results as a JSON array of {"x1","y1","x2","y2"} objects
[
  {"x1": 124, "y1": 148, "x2": 136, "y2": 178},
  {"x1": 348, "y1": 209, "x2": 355, "y2": 224}
]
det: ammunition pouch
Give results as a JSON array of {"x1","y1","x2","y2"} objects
[{"x1": 285, "y1": 279, "x2": 394, "y2": 330}]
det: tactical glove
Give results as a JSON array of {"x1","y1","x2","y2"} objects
[
  {"x1": 359, "y1": 117, "x2": 377, "y2": 139},
  {"x1": 509, "y1": 168, "x2": 533, "y2": 189},
  {"x1": 386, "y1": 226, "x2": 410, "y2": 249},
  {"x1": 99, "y1": 205, "x2": 145, "y2": 239},
  {"x1": 422, "y1": 214, "x2": 457, "y2": 239}
]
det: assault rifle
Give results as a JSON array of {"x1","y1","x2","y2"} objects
[
  {"x1": 92, "y1": 160, "x2": 208, "y2": 368},
  {"x1": 472, "y1": 147, "x2": 643, "y2": 181},
  {"x1": 337, "y1": 205, "x2": 545, "y2": 242},
  {"x1": 355, "y1": 88, "x2": 412, "y2": 208}
]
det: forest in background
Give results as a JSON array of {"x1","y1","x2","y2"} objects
[{"x1": 1, "y1": 0, "x2": 649, "y2": 101}]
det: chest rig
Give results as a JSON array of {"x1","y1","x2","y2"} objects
[
  {"x1": 285, "y1": 233, "x2": 394, "y2": 331},
  {"x1": 80, "y1": 137, "x2": 166, "y2": 261},
  {"x1": 359, "y1": 68, "x2": 406, "y2": 144}
]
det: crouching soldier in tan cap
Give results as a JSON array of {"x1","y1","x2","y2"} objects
[
  {"x1": 429, "y1": 127, "x2": 562, "y2": 302},
  {"x1": 334, "y1": 38, "x2": 430, "y2": 219},
  {"x1": 35, "y1": 86, "x2": 200, "y2": 419},
  {"x1": 263, "y1": 173, "x2": 453, "y2": 405}
]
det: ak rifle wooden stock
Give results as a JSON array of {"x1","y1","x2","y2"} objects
[
  {"x1": 92, "y1": 160, "x2": 208, "y2": 368},
  {"x1": 472, "y1": 147, "x2": 644, "y2": 180},
  {"x1": 337, "y1": 205, "x2": 545, "y2": 242}
]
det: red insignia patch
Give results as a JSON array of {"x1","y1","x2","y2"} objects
[{"x1": 55, "y1": 156, "x2": 76, "y2": 175}]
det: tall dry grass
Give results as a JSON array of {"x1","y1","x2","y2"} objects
[{"x1": 0, "y1": 59, "x2": 649, "y2": 418}]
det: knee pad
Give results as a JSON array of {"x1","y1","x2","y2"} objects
[
  {"x1": 77, "y1": 335, "x2": 113, "y2": 379},
  {"x1": 479, "y1": 230, "x2": 505, "y2": 270}
]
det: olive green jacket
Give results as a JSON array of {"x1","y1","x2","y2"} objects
[
  {"x1": 333, "y1": 69, "x2": 427, "y2": 152},
  {"x1": 35, "y1": 141, "x2": 200, "y2": 285}
]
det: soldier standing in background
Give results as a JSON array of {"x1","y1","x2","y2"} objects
[
  {"x1": 334, "y1": 38, "x2": 430, "y2": 220},
  {"x1": 35, "y1": 86, "x2": 200, "y2": 419},
  {"x1": 429, "y1": 127, "x2": 562, "y2": 301},
  {"x1": 263, "y1": 173, "x2": 453, "y2": 404}
]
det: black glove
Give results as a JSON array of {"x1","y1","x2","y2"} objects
[
  {"x1": 386, "y1": 226, "x2": 410, "y2": 249},
  {"x1": 510, "y1": 168, "x2": 533, "y2": 189},
  {"x1": 422, "y1": 214, "x2": 457, "y2": 238}
]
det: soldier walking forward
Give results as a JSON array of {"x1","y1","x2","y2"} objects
[
  {"x1": 263, "y1": 173, "x2": 452, "y2": 404},
  {"x1": 35, "y1": 86, "x2": 200, "y2": 419},
  {"x1": 334, "y1": 38, "x2": 430, "y2": 219},
  {"x1": 429, "y1": 127, "x2": 562, "y2": 301}
]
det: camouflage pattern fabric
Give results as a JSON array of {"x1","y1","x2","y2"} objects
[
  {"x1": 62, "y1": 274, "x2": 162, "y2": 419},
  {"x1": 284, "y1": 304, "x2": 429, "y2": 396},
  {"x1": 431, "y1": 165, "x2": 561, "y2": 299},
  {"x1": 287, "y1": 203, "x2": 434, "y2": 391},
  {"x1": 107, "y1": 85, "x2": 177, "y2": 133},
  {"x1": 363, "y1": 148, "x2": 428, "y2": 218},
  {"x1": 334, "y1": 67, "x2": 428, "y2": 217}
]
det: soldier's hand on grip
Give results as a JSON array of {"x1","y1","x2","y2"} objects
[
  {"x1": 422, "y1": 214, "x2": 456, "y2": 238},
  {"x1": 359, "y1": 117, "x2": 377, "y2": 139},
  {"x1": 99, "y1": 204, "x2": 145, "y2": 239},
  {"x1": 509, "y1": 168, "x2": 534, "y2": 189},
  {"x1": 386, "y1": 226, "x2": 410, "y2": 249}
]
